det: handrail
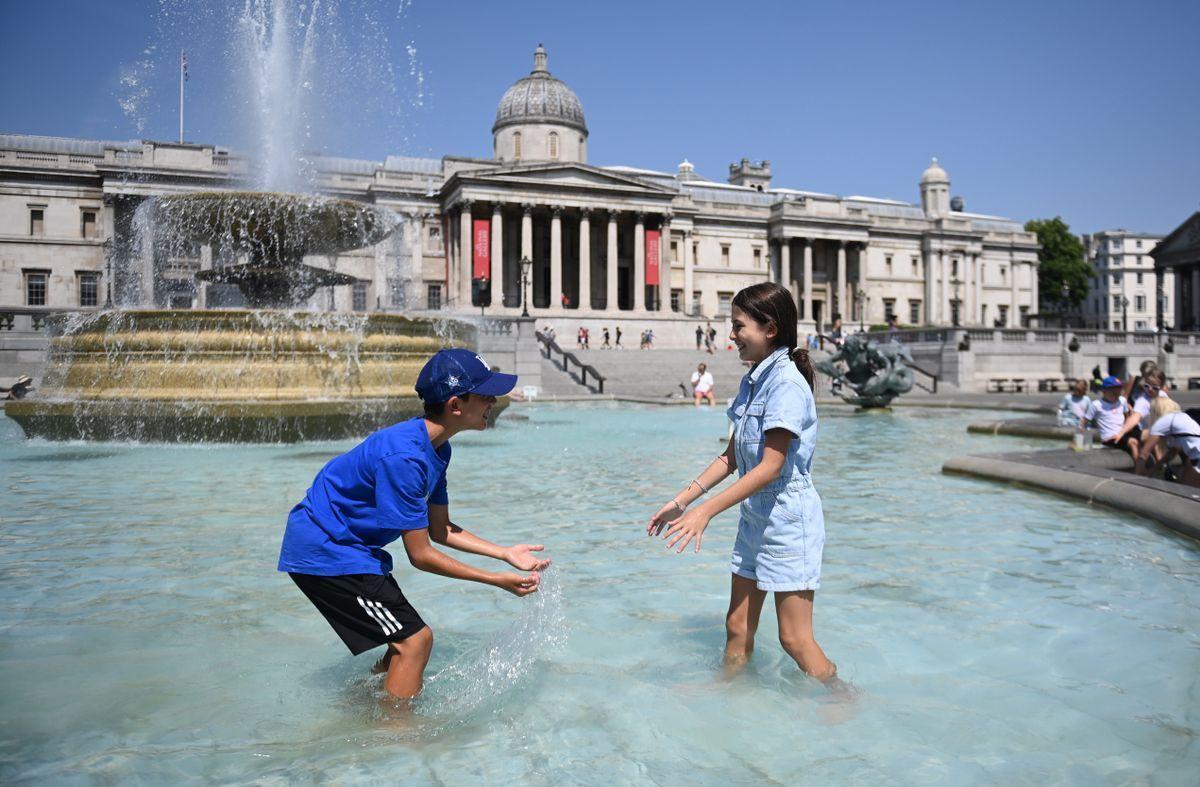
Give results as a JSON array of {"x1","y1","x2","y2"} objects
[
  {"x1": 535, "y1": 331, "x2": 606, "y2": 393},
  {"x1": 906, "y1": 359, "x2": 939, "y2": 394}
]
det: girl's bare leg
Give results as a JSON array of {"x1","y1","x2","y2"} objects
[
  {"x1": 775, "y1": 590, "x2": 838, "y2": 684},
  {"x1": 382, "y1": 627, "x2": 434, "y2": 699},
  {"x1": 724, "y1": 574, "x2": 767, "y2": 677}
]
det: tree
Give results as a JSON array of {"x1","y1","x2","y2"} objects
[{"x1": 1025, "y1": 217, "x2": 1089, "y2": 311}]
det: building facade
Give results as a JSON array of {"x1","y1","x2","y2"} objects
[
  {"x1": 1080, "y1": 230, "x2": 1171, "y2": 331},
  {"x1": 1, "y1": 45, "x2": 1041, "y2": 341},
  {"x1": 1151, "y1": 211, "x2": 1200, "y2": 333}
]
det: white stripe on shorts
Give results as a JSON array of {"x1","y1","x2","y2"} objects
[
  {"x1": 374, "y1": 601, "x2": 404, "y2": 633},
  {"x1": 357, "y1": 595, "x2": 395, "y2": 635}
]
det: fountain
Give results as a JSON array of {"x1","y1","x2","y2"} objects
[
  {"x1": 3, "y1": 1, "x2": 482, "y2": 442},
  {"x1": 815, "y1": 334, "x2": 915, "y2": 408}
]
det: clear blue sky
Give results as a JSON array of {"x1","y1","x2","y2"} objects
[{"x1": 2, "y1": 0, "x2": 1197, "y2": 234}]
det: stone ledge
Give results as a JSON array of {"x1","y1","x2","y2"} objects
[
  {"x1": 943, "y1": 448, "x2": 1200, "y2": 541},
  {"x1": 966, "y1": 419, "x2": 1076, "y2": 439}
]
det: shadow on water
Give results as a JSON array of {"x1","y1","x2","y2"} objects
[{"x1": 18, "y1": 449, "x2": 125, "y2": 463}]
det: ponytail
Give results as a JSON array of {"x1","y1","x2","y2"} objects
[{"x1": 790, "y1": 347, "x2": 815, "y2": 389}]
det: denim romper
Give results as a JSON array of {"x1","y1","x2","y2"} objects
[{"x1": 726, "y1": 346, "x2": 825, "y2": 592}]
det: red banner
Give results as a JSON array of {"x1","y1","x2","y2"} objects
[
  {"x1": 646, "y1": 229, "x2": 661, "y2": 286},
  {"x1": 472, "y1": 219, "x2": 490, "y2": 280}
]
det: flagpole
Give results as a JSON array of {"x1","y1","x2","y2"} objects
[{"x1": 179, "y1": 50, "x2": 185, "y2": 143}]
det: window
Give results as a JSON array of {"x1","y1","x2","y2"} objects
[
  {"x1": 981, "y1": 304, "x2": 988, "y2": 324},
  {"x1": 81, "y1": 210, "x2": 98, "y2": 239},
  {"x1": 427, "y1": 225, "x2": 442, "y2": 251},
  {"x1": 1135, "y1": 295, "x2": 1145, "y2": 311},
  {"x1": 426, "y1": 283, "x2": 442, "y2": 310},
  {"x1": 753, "y1": 247, "x2": 762, "y2": 267},
  {"x1": 1136, "y1": 240, "x2": 1142, "y2": 248},
  {"x1": 548, "y1": 132, "x2": 558, "y2": 160},
  {"x1": 998, "y1": 305, "x2": 1009, "y2": 325},
  {"x1": 1135, "y1": 320, "x2": 1146, "y2": 329},
  {"x1": 670, "y1": 241, "x2": 678, "y2": 263},
  {"x1": 909, "y1": 300, "x2": 922, "y2": 324},
  {"x1": 885, "y1": 254, "x2": 893, "y2": 274},
  {"x1": 717, "y1": 291, "x2": 733, "y2": 316},
  {"x1": 1113, "y1": 255, "x2": 1122, "y2": 266},
  {"x1": 24, "y1": 270, "x2": 48, "y2": 306},
  {"x1": 670, "y1": 289, "x2": 681, "y2": 312},
  {"x1": 1111, "y1": 239, "x2": 1120, "y2": 249},
  {"x1": 692, "y1": 242, "x2": 698, "y2": 262},
  {"x1": 168, "y1": 293, "x2": 193, "y2": 309},
  {"x1": 951, "y1": 259, "x2": 959, "y2": 278},
  {"x1": 1112, "y1": 273, "x2": 1119, "y2": 285},
  {"x1": 1113, "y1": 320, "x2": 1120, "y2": 330},
  {"x1": 691, "y1": 291, "x2": 701, "y2": 315},
  {"x1": 1019, "y1": 305, "x2": 1029, "y2": 326},
  {"x1": 1000, "y1": 266, "x2": 1007, "y2": 283},
  {"x1": 1136, "y1": 272, "x2": 1143, "y2": 285},
  {"x1": 912, "y1": 257, "x2": 919, "y2": 275},
  {"x1": 513, "y1": 132, "x2": 522, "y2": 161},
  {"x1": 883, "y1": 298, "x2": 895, "y2": 321},
  {"x1": 29, "y1": 208, "x2": 44, "y2": 236},
  {"x1": 1112, "y1": 295, "x2": 1121, "y2": 310},
  {"x1": 352, "y1": 282, "x2": 368, "y2": 312},
  {"x1": 720, "y1": 245, "x2": 730, "y2": 266},
  {"x1": 78, "y1": 272, "x2": 98, "y2": 307}
]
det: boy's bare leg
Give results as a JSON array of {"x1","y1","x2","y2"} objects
[
  {"x1": 382, "y1": 627, "x2": 434, "y2": 698},
  {"x1": 724, "y1": 574, "x2": 767, "y2": 677}
]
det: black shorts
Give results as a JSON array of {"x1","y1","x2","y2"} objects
[
  {"x1": 290, "y1": 572, "x2": 427, "y2": 655},
  {"x1": 1103, "y1": 425, "x2": 1142, "y2": 454}
]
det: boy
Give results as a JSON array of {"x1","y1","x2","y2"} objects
[
  {"x1": 1081, "y1": 376, "x2": 1135, "y2": 453},
  {"x1": 278, "y1": 348, "x2": 550, "y2": 698}
]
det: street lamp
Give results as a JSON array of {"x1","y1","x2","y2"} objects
[
  {"x1": 1060, "y1": 282, "x2": 1070, "y2": 328},
  {"x1": 520, "y1": 255, "x2": 532, "y2": 317},
  {"x1": 853, "y1": 287, "x2": 866, "y2": 332},
  {"x1": 1121, "y1": 295, "x2": 1129, "y2": 333}
]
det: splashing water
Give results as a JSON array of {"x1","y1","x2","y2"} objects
[{"x1": 370, "y1": 567, "x2": 569, "y2": 735}]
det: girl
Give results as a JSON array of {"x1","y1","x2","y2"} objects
[{"x1": 648, "y1": 282, "x2": 841, "y2": 690}]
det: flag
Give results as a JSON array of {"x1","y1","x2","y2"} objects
[{"x1": 181, "y1": 51, "x2": 189, "y2": 82}]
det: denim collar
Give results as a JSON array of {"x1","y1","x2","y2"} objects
[{"x1": 748, "y1": 346, "x2": 791, "y2": 385}]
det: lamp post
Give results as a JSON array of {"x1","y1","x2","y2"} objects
[
  {"x1": 520, "y1": 255, "x2": 532, "y2": 317},
  {"x1": 1121, "y1": 295, "x2": 1129, "y2": 333},
  {"x1": 104, "y1": 255, "x2": 113, "y2": 308},
  {"x1": 950, "y1": 277, "x2": 962, "y2": 327},
  {"x1": 854, "y1": 287, "x2": 866, "y2": 332},
  {"x1": 1060, "y1": 282, "x2": 1070, "y2": 329}
]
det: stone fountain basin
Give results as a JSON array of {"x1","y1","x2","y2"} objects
[{"x1": 4, "y1": 310, "x2": 499, "y2": 442}]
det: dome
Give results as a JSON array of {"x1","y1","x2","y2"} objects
[
  {"x1": 920, "y1": 157, "x2": 949, "y2": 184},
  {"x1": 493, "y1": 45, "x2": 587, "y2": 136}
]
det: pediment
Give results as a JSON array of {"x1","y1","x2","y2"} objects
[
  {"x1": 1152, "y1": 211, "x2": 1200, "y2": 258},
  {"x1": 457, "y1": 163, "x2": 676, "y2": 196}
]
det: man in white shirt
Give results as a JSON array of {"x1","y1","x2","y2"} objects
[{"x1": 691, "y1": 363, "x2": 715, "y2": 407}]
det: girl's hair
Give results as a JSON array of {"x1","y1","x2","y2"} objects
[
  {"x1": 731, "y1": 282, "x2": 814, "y2": 388},
  {"x1": 1143, "y1": 368, "x2": 1166, "y2": 386},
  {"x1": 1148, "y1": 395, "x2": 1180, "y2": 427}
]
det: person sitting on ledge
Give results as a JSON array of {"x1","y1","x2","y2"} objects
[
  {"x1": 1080, "y1": 376, "x2": 1136, "y2": 454},
  {"x1": 1137, "y1": 397, "x2": 1200, "y2": 487},
  {"x1": 277, "y1": 349, "x2": 549, "y2": 700},
  {"x1": 0, "y1": 375, "x2": 33, "y2": 400},
  {"x1": 1056, "y1": 378, "x2": 1091, "y2": 427},
  {"x1": 1112, "y1": 368, "x2": 1167, "y2": 465}
]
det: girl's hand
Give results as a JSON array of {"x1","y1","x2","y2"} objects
[
  {"x1": 647, "y1": 500, "x2": 684, "y2": 537},
  {"x1": 503, "y1": 544, "x2": 550, "y2": 571},
  {"x1": 662, "y1": 507, "x2": 711, "y2": 553}
]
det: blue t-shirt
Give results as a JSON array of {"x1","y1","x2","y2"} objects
[{"x1": 278, "y1": 418, "x2": 451, "y2": 576}]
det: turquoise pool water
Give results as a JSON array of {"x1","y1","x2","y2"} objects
[{"x1": 1, "y1": 405, "x2": 1197, "y2": 783}]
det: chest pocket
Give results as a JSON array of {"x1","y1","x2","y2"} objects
[{"x1": 738, "y1": 401, "x2": 767, "y2": 445}]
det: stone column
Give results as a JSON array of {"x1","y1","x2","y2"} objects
[
  {"x1": 459, "y1": 202, "x2": 473, "y2": 308},
  {"x1": 634, "y1": 212, "x2": 646, "y2": 312},
  {"x1": 374, "y1": 242, "x2": 389, "y2": 310},
  {"x1": 780, "y1": 239, "x2": 792, "y2": 304},
  {"x1": 1009, "y1": 252, "x2": 1019, "y2": 327},
  {"x1": 1029, "y1": 259, "x2": 1039, "y2": 324},
  {"x1": 1192, "y1": 266, "x2": 1200, "y2": 329},
  {"x1": 578, "y1": 208, "x2": 591, "y2": 310},
  {"x1": 974, "y1": 254, "x2": 983, "y2": 325},
  {"x1": 197, "y1": 244, "x2": 212, "y2": 309},
  {"x1": 411, "y1": 215, "x2": 425, "y2": 306},
  {"x1": 550, "y1": 206, "x2": 563, "y2": 311},
  {"x1": 490, "y1": 204, "x2": 503, "y2": 308},
  {"x1": 683, "y1": 229, "x2": 695, "y2": 315},
  {"x1": 836, "y1": 241, "x2": 847, "y2": 320},
  {"x1": 802, "y1": 239, "x2": 813, "y2": 323},
  {"x1": 857, "y1": 242, "x2": 869, "y2": 322},
  {"x1": 941, "y1": 251, "x2": 951, "y2": 325},
  {"x1": 521, "y1": 204, "x2": 533, "y2": 262},
  {"x1": 606, "y1": 210, "x2": 618, "y2": 311},
  {"x1": 660, "y1": 214, "x2": 671, "y2": 313},
  {"x1": 923, "y1": 249, "x2": 934, "y2": 325},
  {"x1": 140, "y1": 227, "x2": 155, "y2": 306}
]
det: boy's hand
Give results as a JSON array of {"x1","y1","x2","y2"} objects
[
  {"x1": 503, "y1": 544, "x2": 550, "y2": 571},
  {"x1": 493, "y1": 571, "x2": 541, "y2": 597}
]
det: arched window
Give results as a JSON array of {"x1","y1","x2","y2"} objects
[
  {"x1": 513, "y1": 132, "x2": 522, "y2": 161},
  {"x1": 549, "y1": 131, "x2": 559, "y2": 160}
]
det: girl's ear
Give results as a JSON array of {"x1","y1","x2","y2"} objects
[{"x1": 765, "y1": 319, "x2": 779, "y2": 341}]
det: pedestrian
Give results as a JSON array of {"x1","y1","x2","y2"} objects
[
  {"x1": 615, "y1": 326, "x2": 623, "y2": 349},
  {"x1": 602, "y1": 328, "x2": 611, "y2": 349},
  {"x1": 691, "y1": 362, "x2": 715, "y2": 407},
  {"x1": 1056, "y1": 379, "x2": 1092, "y2": 427},
  {"x1": 648, "y1": 281, "x2": 845, "y2": 692},
  {"x1": 706, "y1": 322, "x2": 717, "y2": 355},
  {"x1": 1081, "y1": 376, "x2": 1138, "y2": 455},
  {"x1": 829, "y1": 317, "x2": 844, "y2": 348},
  {"x1": 1, "y1": 374, "x2": 34, "y2": 400},
  {"x1": 696, "y1": 325, "x2": 704, "y2": 351},
  {"x1": 278, "y1": 349, "x2": 549, "y2": 699},
  {"x1": 583, "y1": 327, "x2": 590, "y2": 350}
]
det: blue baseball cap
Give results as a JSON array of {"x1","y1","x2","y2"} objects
[
  {"x1": 1100, "y1": 375, "x2": 1122, "y2": 389},
  {"x1": 415, "y1": 348, "x2": 517, "y2": 404}
]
